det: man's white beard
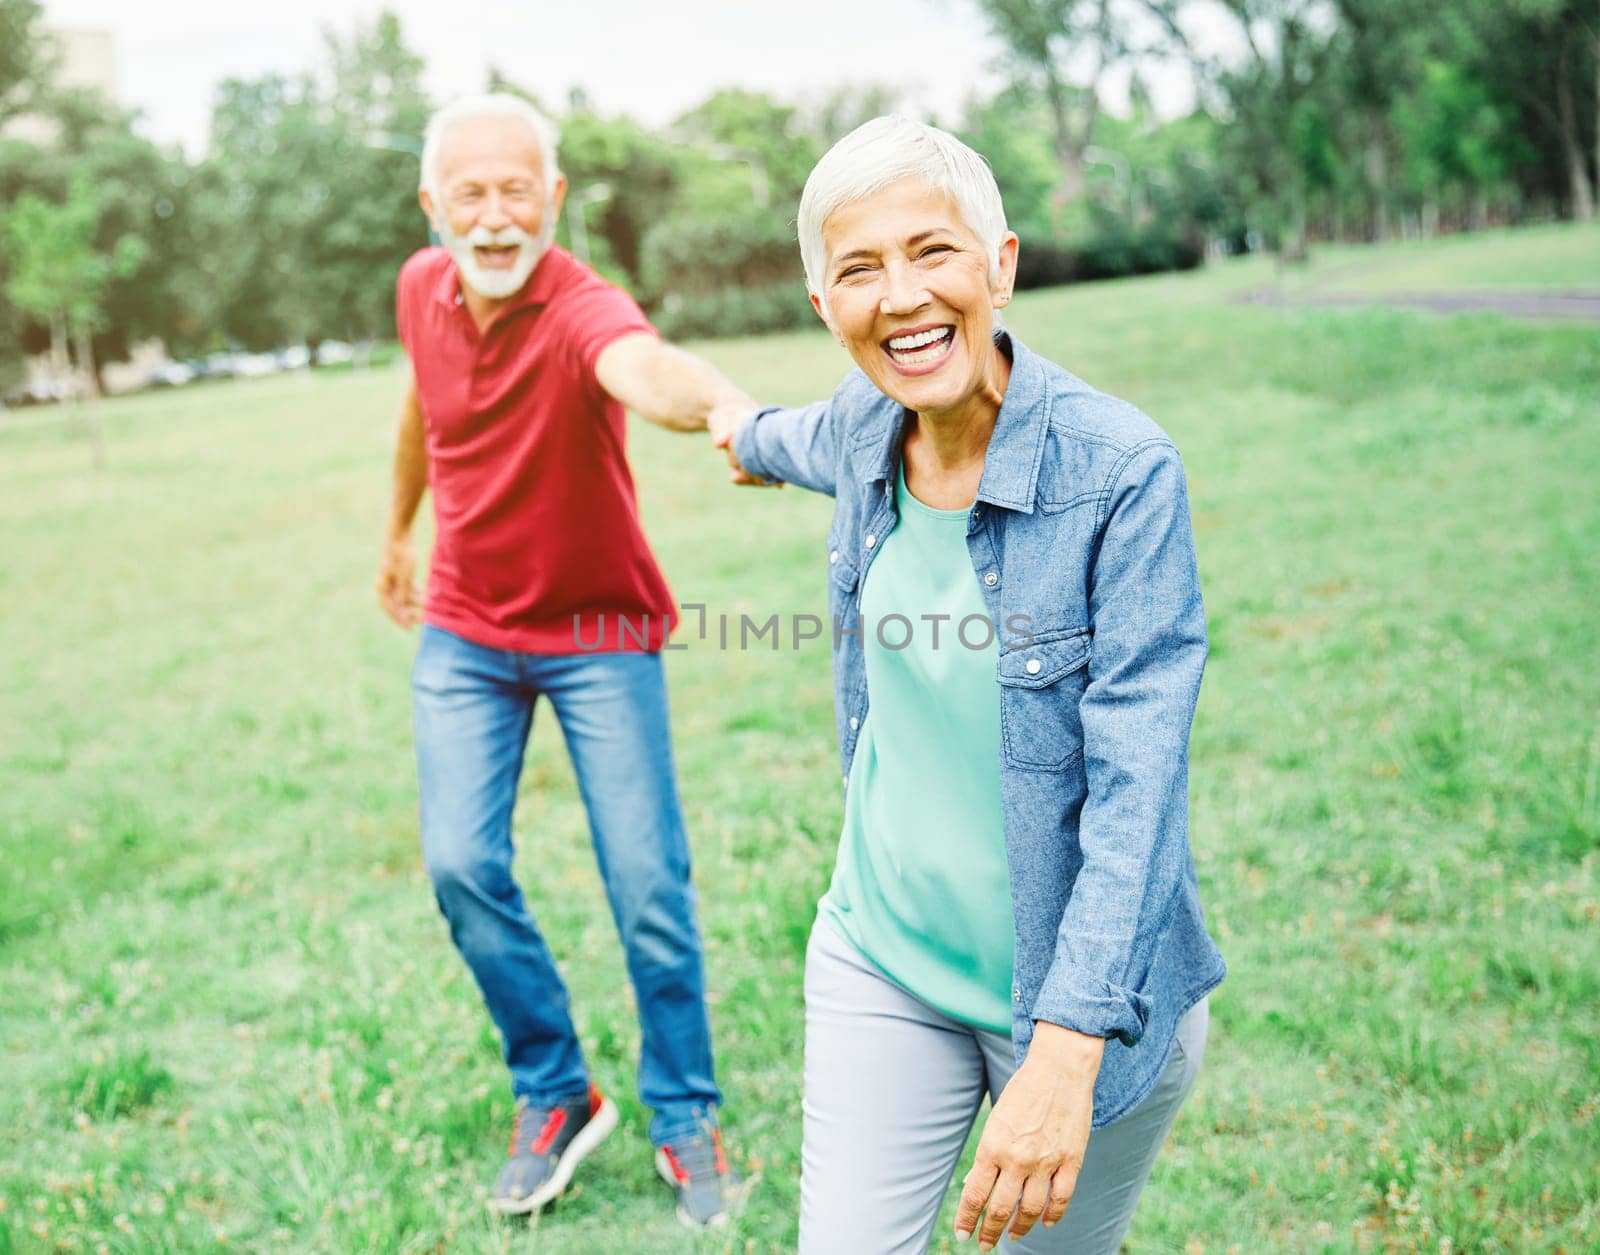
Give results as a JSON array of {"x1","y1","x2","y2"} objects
[{"x1": 438, "y1": 216, "x2": 555, "y2": 300}]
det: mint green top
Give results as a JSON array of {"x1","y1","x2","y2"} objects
[{"x1": 819, "y1": 465, "x2": 1016, "y2": 1033}]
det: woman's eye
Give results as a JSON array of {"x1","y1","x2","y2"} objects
[
  {"x1": 838, "y1": 266, "x2": 871, "y2": 280},
  {"x1": 917, "y1": 245, "x2": 952, "y2": 261}
]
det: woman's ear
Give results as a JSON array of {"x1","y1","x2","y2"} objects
[
  {"x1": 993, "y1": 232, "x2": 1020, "y2": 307},
  {"x1": 809, "y1": 291, "x2": 844, "y2": 346}
]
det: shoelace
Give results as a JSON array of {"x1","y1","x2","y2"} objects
[
  {"x1": 667, "y1": 1127, "x2": 726, "y2": 1184},
  {"x1": 508, "y1": 1104, "x2": 565, "y2": 1158}
]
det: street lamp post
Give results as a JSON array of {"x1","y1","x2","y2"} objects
[
  {"x1": 566, "y1": 183, "x2": 612, "y2": 267},
  {"x1": 1083, "y1": 144, "x2": 1132, "y2": 216},
  {"x1": 365, "y1": 132, "x2": 436, "y2": 245},
  {"x1": 702, "y1": 144, "x2": 770, "y2": 209}
]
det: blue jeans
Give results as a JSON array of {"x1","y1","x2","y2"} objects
[{"x1": 410, "y1": 625, "x2": 721, "y2": 1146}]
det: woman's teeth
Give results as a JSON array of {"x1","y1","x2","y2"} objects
[{"x1": 886, "y1": 326, "x2": 954, "y2": 364}]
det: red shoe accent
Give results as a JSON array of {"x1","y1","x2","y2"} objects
[
  {"x1": 529, "y1": 1107, "x2": 568, "y2": 1156},
  {"x1": 661, "y1": 1146, "x2": 691, "y2": 1185},
  {"x1": 588, "y1": 1084, "x2": 604, "y2": 1119}
]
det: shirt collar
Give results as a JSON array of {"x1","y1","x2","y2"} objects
[
  {"x1": 432, "y1": 244, "x2": 578, "y2": 313},
  {"x1": 850, "y1": 332, "x2": 1049, "y2": 515}
]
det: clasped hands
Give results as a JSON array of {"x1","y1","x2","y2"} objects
[{"x1": 705, "y1": 396, "x2": 775, "y2": 487}]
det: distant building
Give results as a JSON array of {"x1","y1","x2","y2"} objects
[{"x1": 3, "y1": 27, "x2": 120, "y2": 146}]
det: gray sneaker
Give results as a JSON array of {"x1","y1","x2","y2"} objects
[
  {"x1": 489, "y1": 1085, "x2": 618, "y2": 1215},
  {"x1": 654, "y1": 1117, "x2": 751, "y2": 1229}
]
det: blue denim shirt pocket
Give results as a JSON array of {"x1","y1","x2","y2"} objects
[{"x1": 996, "y1": 628, "x2": 1091, "y2": 772}]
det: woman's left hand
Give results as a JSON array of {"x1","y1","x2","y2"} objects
[{"x1": 954, "y1": 1022, "x2": 1105, "y2": 1250}]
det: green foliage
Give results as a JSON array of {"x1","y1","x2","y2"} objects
[
  {"x1": 1, "y1": 0, "x2": 1595, "y2": 372},
  {"x1": 553, "y1": 109, "x2": 683, "y2": 283},
  {"x1": 1014, "y1": 217, "x2": 1204, "y2": 288},
  {"x1": 641, "y1": 212, "x2": 800, "y2": 298},
  {"x1": 670, "y1": 89, "x2": 821, "y2": 208},
  {"x1": 1, "y1": 173, "x2": 142, "y2": 340},
  {"x1": 1396, "y1": 60, "x2": 1512, "y2": 194},
  {"x1": 959, "y1": 83, "x2": 1061, "y2": 243},
  {"x1": 317, "y1": 11, "x2": 433, "y2": 341},
  {"x1": 2, "y1": 97, "x2": 207, "y2": 366},
  {"x1": 651, "y1": 282, "x2": 816, "y2": 341},
  {"x1": 199, "y1": 11, "x2": 433, "y2": 353},
  {"x1": 0, "y1": 0, "x2": 45, "y2": 125}
]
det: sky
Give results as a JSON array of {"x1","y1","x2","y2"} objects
[{"x1": 41, "y1": 0, "x2": 1228, "y2": 159}]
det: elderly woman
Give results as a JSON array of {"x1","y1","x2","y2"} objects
[{"x1": 718, "y1": 117, "x2": 1226, "y2": 1253}]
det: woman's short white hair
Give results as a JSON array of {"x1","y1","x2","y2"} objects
[
  {"x1": 798, "y1": 115, "x2": 1008, "y2": 321},
  {"x1": 420, "y1": 93, "x2": 562, "y2": 199}
]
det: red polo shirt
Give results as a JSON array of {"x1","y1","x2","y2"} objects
[{"x1": 395, "y1": 245, "x2": 676, "y2": 653}]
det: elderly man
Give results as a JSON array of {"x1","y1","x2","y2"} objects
[{"x1": 377, "y1": 93, "x2": 753, "y2": 1227}]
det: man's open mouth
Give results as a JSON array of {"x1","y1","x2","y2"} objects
[
  {"x1": 474, "y1": 244, "x2": 521, "y2": 269},
  {"x1": 883, "y1": 324, "x2": 955, "y2": 370}
]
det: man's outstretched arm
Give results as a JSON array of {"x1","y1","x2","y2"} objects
[
  {"x1": 376, "y1": 380, "x2": 429, "y2": 628},
  {"x1": 593, "y1": 332, "x2": 768, "y2": 483}
]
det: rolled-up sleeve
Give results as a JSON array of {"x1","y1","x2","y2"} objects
[
  {"x1": 1031, "y1": 439, "x2": 1207, "y2": 1046},
  {"x1": 732, "y1": 400, "x2": 837, "y2": 497}
]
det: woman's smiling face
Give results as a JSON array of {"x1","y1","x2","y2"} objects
[{"x1": 814, "y1": 176, "x2": 1017, "y2": 420}]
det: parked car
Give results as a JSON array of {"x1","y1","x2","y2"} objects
[
  {"x1": 233, "y1": 353, "x2": 281, "y2": 379},
  {"x1": 276, "y1": 345, "x2": 311, "y2": 370},
  {"x1": 191, "y1": 353, "x2": 239, "y2": 381},
  {"x1": 147, "y1": 361, "x2": 196, "y2": 389},
  {"x1": 315, "y1": 339, "x2": 356, "y2": 365}
]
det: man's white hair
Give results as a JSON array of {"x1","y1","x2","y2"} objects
[
  {"x1": 798, "y1": 115, "x2": 1008, "y2": 322},
  {"x1": 420, "y1": 93, "x2": 562, "y2": 199}
]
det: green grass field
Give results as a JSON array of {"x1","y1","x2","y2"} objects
[
  {"x1": 1274, "y1": 221, "x2": 1600, "y2": 295},
  {"x1": 3, "y1": 232, "x2": 1599, "y2": 1253}
]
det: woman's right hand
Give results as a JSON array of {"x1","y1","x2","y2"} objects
[{"x1": 708, "y1": 402, "x2": 780, "y2": 487}]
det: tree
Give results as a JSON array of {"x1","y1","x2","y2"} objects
[
  {"x1": 1394, "y1": 59, "x2": 1512, "y2": 231},
  {"x1": 1202, "y1": 0, "x2": 1341, "y2": 257},
  {"x1": 1458, "y1": 0, "x2": 1598, "y2": 221},
  {"x1": 315, "y1": 10, "x2": 432, "y2": 342},
  {"x1": 670, "y1": 89, "x2": 822, "y2": 210},
  {"x1": 554, "y1": 109, "x2": 684, "y2": 289},
  {"x1": 3, "y1": 89, "x2": 216, "y2": 372},
  {"x1": 805, "y1": 83, "x2": 905, "y2": 144},
  {"x1": 0, "y1": 0, "x2": 47, "y2": 126},
  {"x1": 196, "y1": 10, "x2": 432, "y2": 353},
  {"x1": 3, "y1": 174, "x2": 143, "y2": 462},
  {"x1": 1328, "y1": 0, "x2": 1438, "y2": 239},
  {"x1": 202, "y1": 73, "x2": 334, "y2": 350},
  {"x1": 2, "y1": 174, "x2": 144, "y2": 393},
  {"x1": 958, "y1": 83, "x2": 1062, "y2": 243},
  {"x1": 972, "y1": 0, "x2": 1189, "y2": 234},
  {"x1": 0, "y1": 0, "x2": 49, "y2": 389}
]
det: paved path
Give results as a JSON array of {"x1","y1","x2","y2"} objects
[{"x1": 1242, "y1": 288, "x2": 1600, "y2": 321}]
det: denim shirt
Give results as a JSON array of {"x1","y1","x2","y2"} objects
[{"x1": 733, "y1": 335, "x2": 1226, "y2": 1128}]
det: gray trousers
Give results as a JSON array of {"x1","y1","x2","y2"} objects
[{"x1": 800, "y1": 918, "x2": 1208, "y2": 1254}]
